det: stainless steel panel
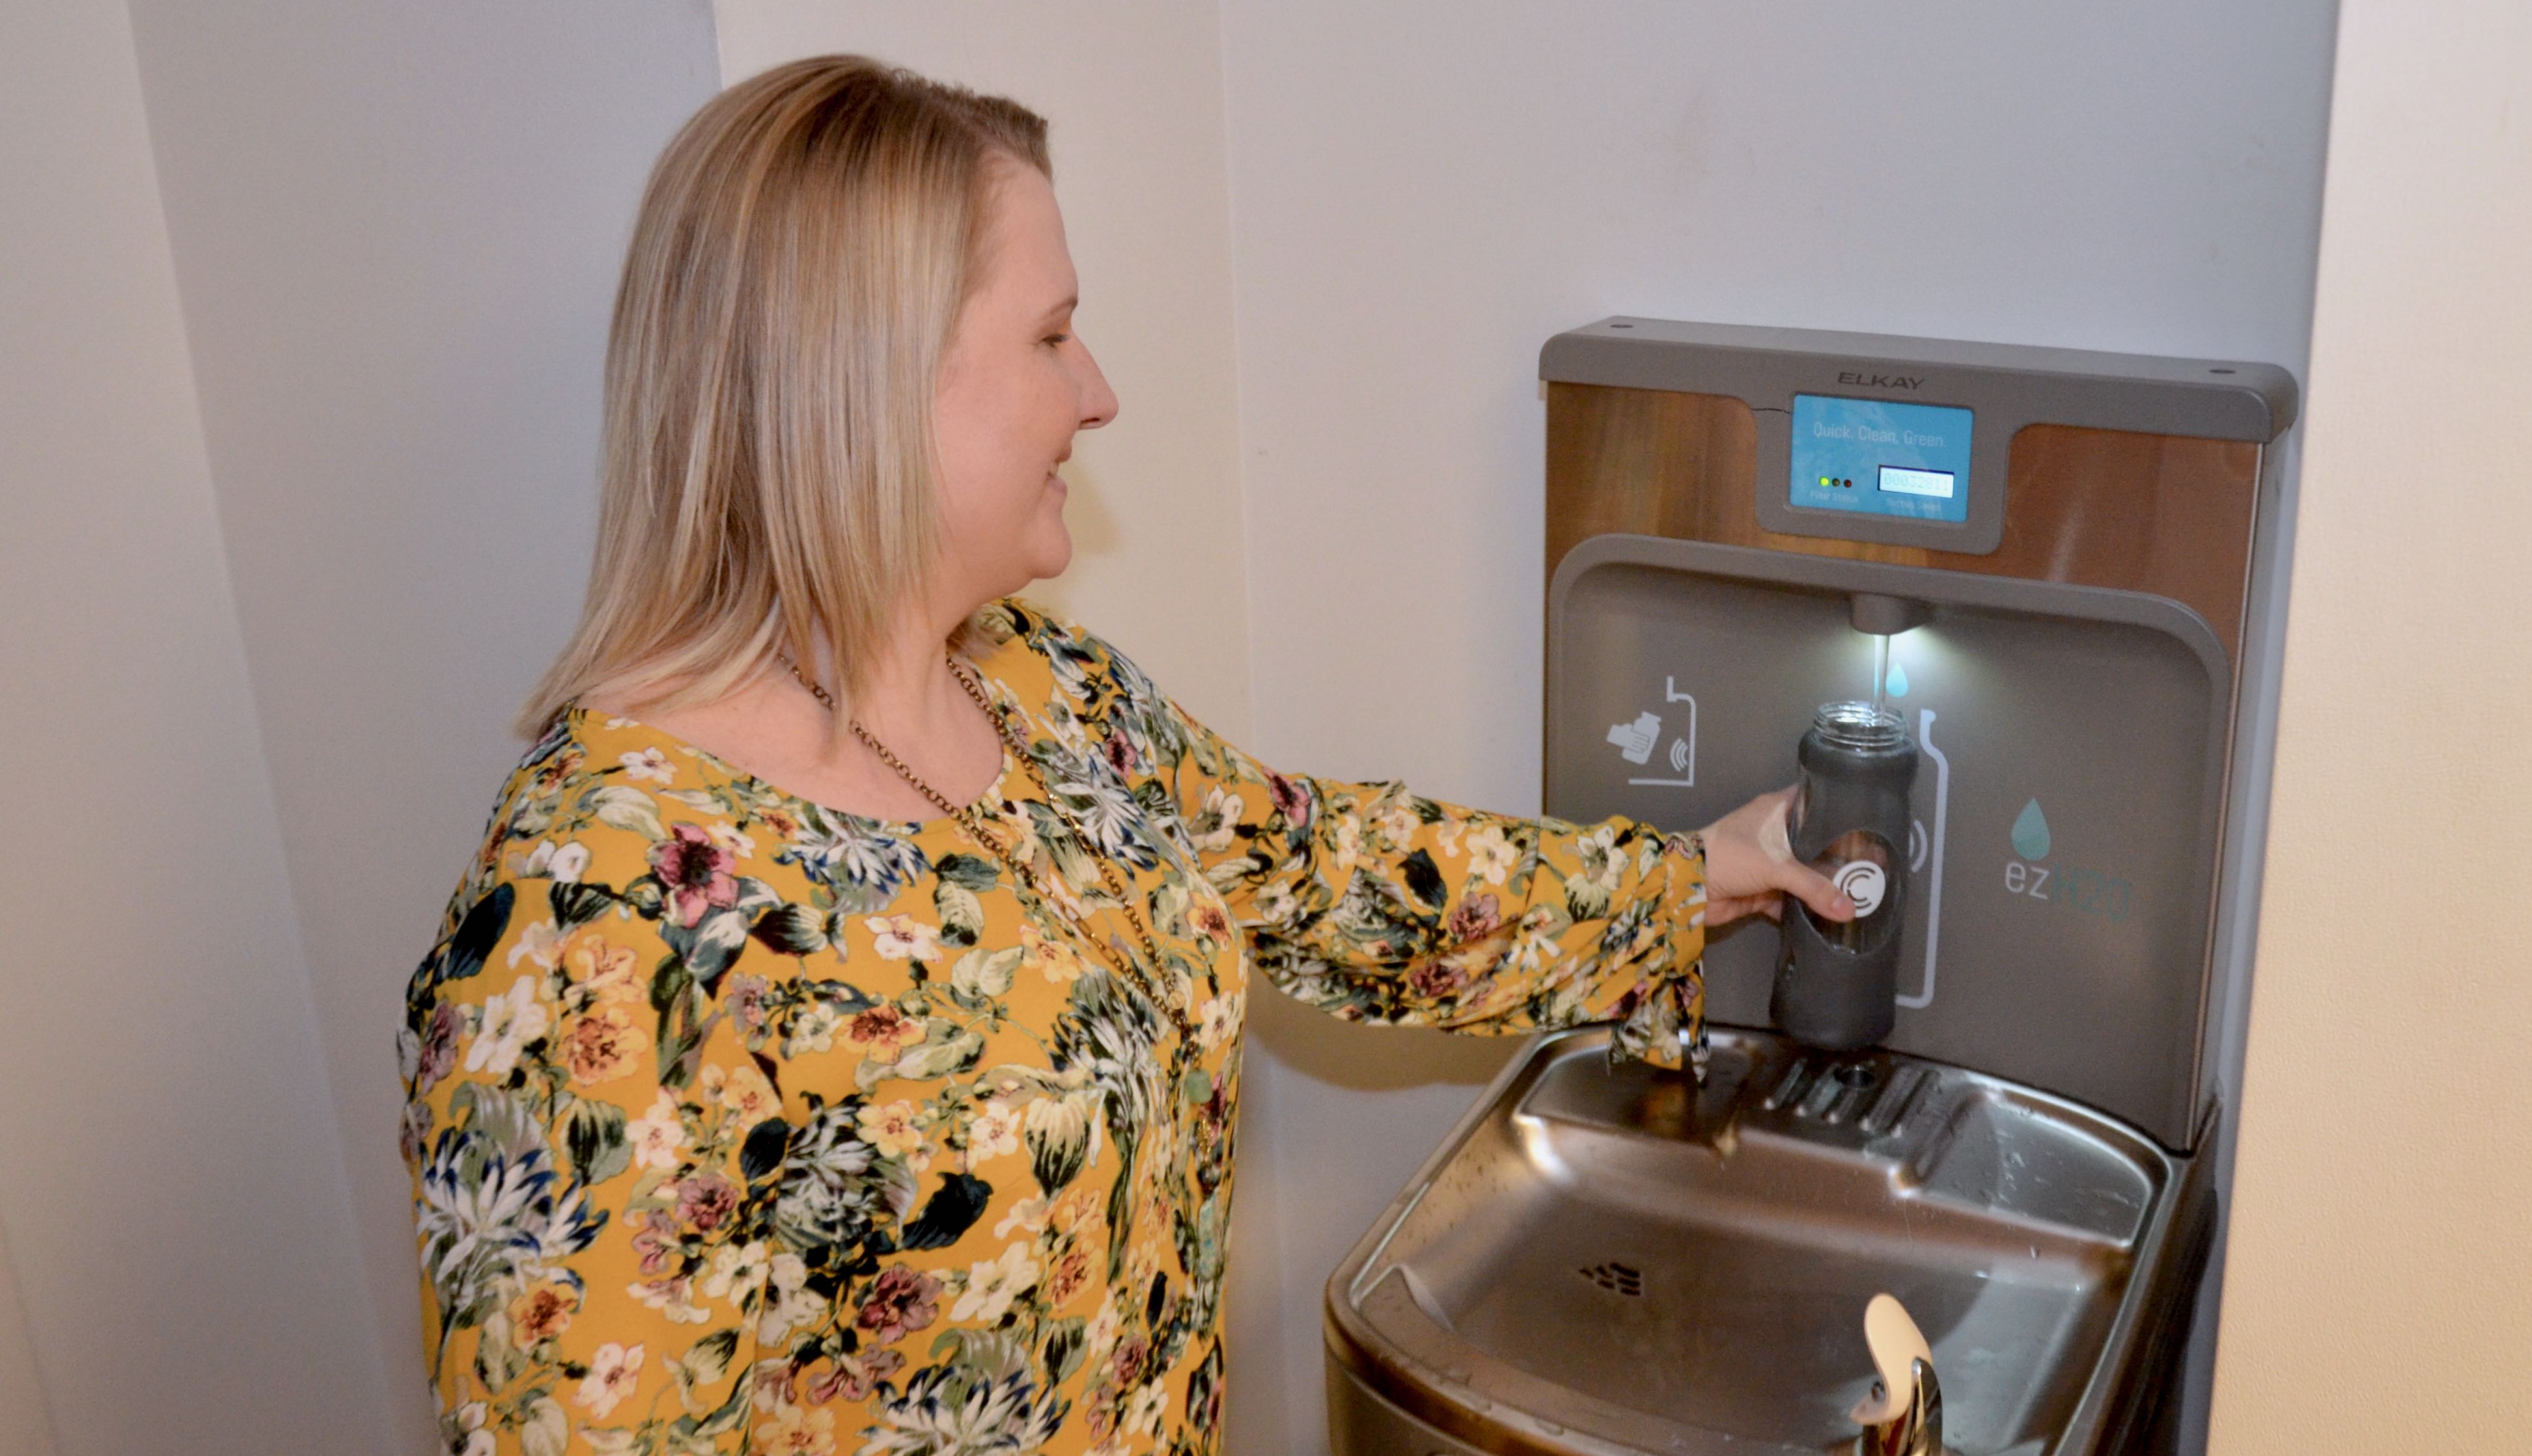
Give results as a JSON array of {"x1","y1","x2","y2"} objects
[{"x1": 1327, "y1": 1027, "x2": 2206, "y2": 1456}]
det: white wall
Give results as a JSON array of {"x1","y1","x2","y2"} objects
[
  {"x1": 0, "y1": 3, "x2": 391, "y2": 1451},
  {"x1": 120, "y1": 3, "x2": 722, "y2": 1446},
  {"x1": 1216, "y1": 3, "x2": 2338, "y2": 1448},
  {"x1": 2209, "y1": 1, "x2": 2532, "y2": 1448}
]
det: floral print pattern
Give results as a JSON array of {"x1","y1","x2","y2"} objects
[{"x1": 402, "y1": 599, "x2": 1706, "y2": 1455}]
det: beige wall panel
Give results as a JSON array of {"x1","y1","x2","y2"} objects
[{"x1": 2210, "y1": 1, "x2": 2532, "y2": 1448}]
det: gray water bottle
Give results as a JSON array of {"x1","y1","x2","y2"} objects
[{"x1": 1772, "y1": 702, "x2": 1917, "y2": 1051}]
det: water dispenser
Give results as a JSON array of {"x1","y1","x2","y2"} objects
[{"x1": 1324, "y1": 318, "x2": 2296, "y2": 1455}]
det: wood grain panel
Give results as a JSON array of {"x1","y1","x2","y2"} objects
[{"x1": 1545, "y1": 383, "x2": 2263, "y2": 659}]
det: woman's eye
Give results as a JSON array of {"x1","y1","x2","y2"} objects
[{"x1": 1042, "y1": 333, "x2": 1071, "y2": 347}]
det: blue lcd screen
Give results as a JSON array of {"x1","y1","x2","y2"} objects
[{"x1": 1788, "y1": 394, "x2": 1974, "y2": 524}]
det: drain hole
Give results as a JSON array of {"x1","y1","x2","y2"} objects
[{"x1": 1579, "y1": 1261, "x2": 1644, "y2": 1297}]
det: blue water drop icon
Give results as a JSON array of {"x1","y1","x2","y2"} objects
[
  {"x1": 1885, "y1": 659, "x2": 1910, "y2": 698},
  {"x1": 2012, "y1": 799, "x2": 2052, "y2": 860}
]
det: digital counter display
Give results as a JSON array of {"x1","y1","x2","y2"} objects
[
  {"x1": 1876, "y1": 465, "x2": 1956, "y2": 499},
  {"x1": 1788, "y1": 394, "x2": 1974, "y2": 524}
]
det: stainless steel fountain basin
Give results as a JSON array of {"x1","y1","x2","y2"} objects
[{"x1": 1325, "y1": 1026, "x2": 2214, "y2": 1456}]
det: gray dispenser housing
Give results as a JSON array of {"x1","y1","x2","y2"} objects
[
  {"x1": 1551, "y1": 543, "x2": 2231, "y2": 1147},
  {"x1": 1539, "y1": 318, "x2": 2296, "y2": 1151}
]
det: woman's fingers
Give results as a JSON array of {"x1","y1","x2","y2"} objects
[
  {"x1": 1780, "y1": 858, "x2": 1854, "y2": 922},
  {"x1": 1749, "y1": 786, "x2": 1853, "y2": 920},
  {"x1": 1699, "y1": 784, "x2": 1890, "y2": 927},
  {"x1": 1754, "y1": 788, "x2": 1796, "y2": 860},
  {"x1": 1697, "y1": 784, "x2": 1856, "y2": 926}
]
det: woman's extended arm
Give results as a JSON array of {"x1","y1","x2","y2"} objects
[{"x1": 1072, "y1": 627, "x2": 1713, "y2": 1069}]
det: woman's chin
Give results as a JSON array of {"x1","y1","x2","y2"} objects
[
  {"x1": 1031, "y1": 531, "x2": 1075, "y2": 582},
  {"x1": 1029, "y1": 504, "x2": 1074, "y2": 579},
  {"x1": 992, "y1": 530, "x2": 1071, "y2": 595}
]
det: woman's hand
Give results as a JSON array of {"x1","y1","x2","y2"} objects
[{"x1": 1698, "y1": 786, "x2": 1854, "y2": 928}]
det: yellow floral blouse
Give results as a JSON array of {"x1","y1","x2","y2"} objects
[{"x1": 401, "y1": 599, "x2": 1708, "y2": 1456}]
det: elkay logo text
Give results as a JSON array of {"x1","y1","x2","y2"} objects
[{"x1": 1837, "y1": 370, "x2": 1924, "y2": 390}]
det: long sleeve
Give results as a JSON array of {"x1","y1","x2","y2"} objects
[
  {"x1": 1075, "y1": 629, "x2": 1709, "y2": 1072},
  {"x1": 404, "y1": 868, "x2": 783, "y2": 1456}
]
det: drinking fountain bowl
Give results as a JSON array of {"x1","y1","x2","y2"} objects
[{"x1": 1324, "y1": 1026, "x2": 2216, "y2": 1456}]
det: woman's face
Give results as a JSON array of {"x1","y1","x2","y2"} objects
[{"x1": 930, "y1": 159, "x2": 1117, "y2": 613}]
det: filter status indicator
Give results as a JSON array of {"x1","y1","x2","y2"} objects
[{"x1": 1789, "y1": 394, "x2": 1974, "y2": 524}]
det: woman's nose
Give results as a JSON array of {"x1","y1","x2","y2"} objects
[{"x1": 1076, "y1": 341, "x2": 1119, "y2": 430}]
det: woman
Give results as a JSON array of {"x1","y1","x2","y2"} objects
[{"x1": 400, "y1": 56, "x2": 1847, "y2": 1456}]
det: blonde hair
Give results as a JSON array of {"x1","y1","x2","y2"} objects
[{"x1": 516, "y1": 55, "x2": 1050, "y2": 737}]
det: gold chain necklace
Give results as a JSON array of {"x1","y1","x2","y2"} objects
[{"x1": 781, "y1": 652, "x2": 1191, "y2": 1041}]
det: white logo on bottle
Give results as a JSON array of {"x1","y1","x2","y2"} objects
[{"x1": 1833, "y1": 860, "x2": 1887, "y2": 917}]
